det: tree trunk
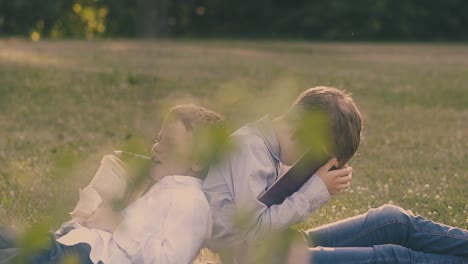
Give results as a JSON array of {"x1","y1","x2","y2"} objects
[{"x1": 136, "y1": 0, "x2": 169, "y2": 37}]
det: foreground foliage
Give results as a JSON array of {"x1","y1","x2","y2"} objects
[{"x1": 0, "y1": 39, "x2": 466, "y2": 262}]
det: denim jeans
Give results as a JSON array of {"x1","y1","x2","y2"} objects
[
  {"x1": 303, "y1": 205, "x2": 468, "y2": 264},
  {"x1": 0, "y1": 226, "x2": 93, "y2": 264}
]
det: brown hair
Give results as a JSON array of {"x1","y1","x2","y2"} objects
[
  {"x1": 286, "y1": 86, "x2": 362, "y2": 167},
  {"x1": 166, "y1": 104, "x2": 228, "y2": 178}
]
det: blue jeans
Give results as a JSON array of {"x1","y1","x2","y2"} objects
[
  {"x1": 303, "y1": 205, "x2": 468, "y2": 264},
  {"x1": 0, "y1": 226, "x2": 93, "y2": 264}
]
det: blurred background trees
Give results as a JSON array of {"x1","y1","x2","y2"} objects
[{"x1": 1, "y1": 0, "x2": 467, "y2": 40}]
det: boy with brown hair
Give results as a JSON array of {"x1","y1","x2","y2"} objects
[
  {"x1": 203, "y1": 86, "x2": 360, "y2": 262},
  {"x1": 204, "y1": 86, "x2": 468, "y2": 264}
]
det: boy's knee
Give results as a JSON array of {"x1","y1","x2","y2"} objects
[
  {"x1": 298, "y1": 229, "x2": 313, "y2": 247},
  {"x1": 373, "y1": 244, "x2": 413, "y2": 263},
  {"x1": 372, "y1": 204, "x2": 411, "y2": 223}
]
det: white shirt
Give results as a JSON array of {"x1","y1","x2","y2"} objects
[{"x1": 57, "y1": 175, "x2": 212, "y2": 264}]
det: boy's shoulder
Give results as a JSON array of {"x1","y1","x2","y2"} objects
[
  {"x1": 231, "y1": 115, "x2": 280, "y2": 160},
  {"x1": 231, "y1": 116, "x2": 276, "y2": 143},
  {"x1": 157, "y1": 178, "x2": 209, "y2": 209},
  {"x1": 231, "y1": 117, "x2": 271, "y2": 146},
  {"x1": 229, "y1": 118, "x2": 279, "y2": 163}
]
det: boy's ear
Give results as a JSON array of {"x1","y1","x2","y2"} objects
[{"x1": 191, "y1": 161, "x2": 204, "y2": 173}]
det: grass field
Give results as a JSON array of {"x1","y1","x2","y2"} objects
[{"x1": 0, "y1": 39, "x2": 467, "y2": 262}]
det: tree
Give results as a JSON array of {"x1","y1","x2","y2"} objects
[{"x1": 136, "y1": 0, "x2": 170, "y2": 37}]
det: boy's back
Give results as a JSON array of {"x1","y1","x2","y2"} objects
[{"x1": 203, "y1": 115, "x2": 330, "y2": 252}]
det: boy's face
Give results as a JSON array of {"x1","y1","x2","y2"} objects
[
  {"x1": 279, "y1": 136, "x2": 303, "y2": 166},
  {"x1": 282, "y1": 111, "x2": 333, "y2": 166},
  {"x1": 150, "y1": 118, "x2": 195, "y2": 180}
]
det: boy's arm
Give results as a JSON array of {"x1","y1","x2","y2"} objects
[
  {"x1": 141, "y1": 192, "x2": 211, "y2": 264},
  {"x1": 228, "y1": 143, "x2": 332, "y2": 242}
]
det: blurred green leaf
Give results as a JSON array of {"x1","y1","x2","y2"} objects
[
  {"x1": 17, "y1": 221, "x2": 52, "y2": 262},
  {"x1": 193, "y1": 126, "x2": 234, "y2": 167},
  {"x1": 61, "y1": 253, "x2": 80, "y2": 264},
  {"x1": 295, "y1": 109, "x2": 333, "y2": 160}
]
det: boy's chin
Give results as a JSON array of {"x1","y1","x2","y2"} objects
[
  {"x1": 150, "y1": 163, "x2": 190, "y2": 180},
  {"x1": 151, "y1": 156, "x2": 162, "y2": 164},
  {"x1": 280, "y1": 157, "x2": 295, "y2": 166},
  {"x1": 150, "y1": 164, "x2": 170, "y2": 181}
]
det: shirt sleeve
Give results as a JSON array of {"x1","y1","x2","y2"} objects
[
  {"x1": 230, "y1": 142, "x2": 330, "y2": 243},
  {"x1": 141, "y1": 191, "x2": 211, "y2": 264}
]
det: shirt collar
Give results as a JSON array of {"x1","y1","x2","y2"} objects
[
  {"x1": 253, "y1": 115, "x2": 281, "y2": 163},
  {"x1": 156, "y1": 175, "x2": 203, "y2": 189}
]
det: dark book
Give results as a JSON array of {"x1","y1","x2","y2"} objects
[{"x1": 258, "y1": 149, "x2": 333, "y2": 207}]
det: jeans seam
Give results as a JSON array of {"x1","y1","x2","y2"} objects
[
  {"x1": 373, "y1": 255, "x2": 465, "y2": 264},
  {"x1": 411, "y1": 219, "x2": 466, "y2": 240},
  {"x1": 339, "y1": 219, "x2": 411, "y2": 247},
  {"x1": 339, "y1": 219, "x2": 467, "y2": 247},
  {"x1": 328, "y1": 260, "x2": 378, "y2": 264},
  {"x1": 317, "y1": 255, "x2": 467, "y2": 264},
  {"x1": 317, "y1": 256, "x2": 413, "y2": 264}
]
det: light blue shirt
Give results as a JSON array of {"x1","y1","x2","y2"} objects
[
  {"x1": 203, "y1": 116, "x2": 330, "y2": 252},
  {"x1": 57, "y1": 175, "x2": 211, "y2": 264}
]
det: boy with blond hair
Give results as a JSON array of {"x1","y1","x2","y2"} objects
[{"x1": 0, "y1": 104, "x2": 227, "y2": 264}]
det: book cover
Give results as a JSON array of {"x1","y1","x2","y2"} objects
[{"x1": 258, "y1": 150, "x2": 330, "y2": 207}]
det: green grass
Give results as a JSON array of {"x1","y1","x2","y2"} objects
[{"x1": 1, "y1": 39, "x2": 467, "y2": 262}]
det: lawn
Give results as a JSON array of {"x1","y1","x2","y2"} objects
[{"x1": 0, "y1": 39, "x2": 467, "y2": 262}]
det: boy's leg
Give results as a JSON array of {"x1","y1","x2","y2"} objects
[
  {"x1": 309, "y1": 245, "x2": 468, "y2": 264},
  {"x1": 0, "y1": 227, "x2": 18, "y2": 249},
  {"x1": 302, "y1": 204, "x2": 468, "y2": 257},
  {"x1": 27, "y1": 234, "x2": 93, "y2": 264},
  {"x1": 0, "y1": 227, "x2": 92, "y2": 263},
  {"x1": 60, "y1": 243, "x2": 94, "y2": 264},
  {"x1": 0, "y1": 227, "x2": 20, "y2": 263}
]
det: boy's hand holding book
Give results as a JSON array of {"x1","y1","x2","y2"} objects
[
  {"x1": 69, "y1": 152, "x2": 153, "y2": 223},
  {"x1": 85, "y1": 206, "x2": 123, "y2": 232},
  {"x1": 69, "y1": 154, "x2": 127, "y2": 221},
  {"x1": 316, "y1": 158, "x2": 352, "y2": 195}
]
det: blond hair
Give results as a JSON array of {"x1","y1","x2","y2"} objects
[
  {"x1": 167, "y1": 104, "x2": 226, "y2": 133},
  {"x1": 166, "y1": 104, "x2": 228, "y2": 177}
]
